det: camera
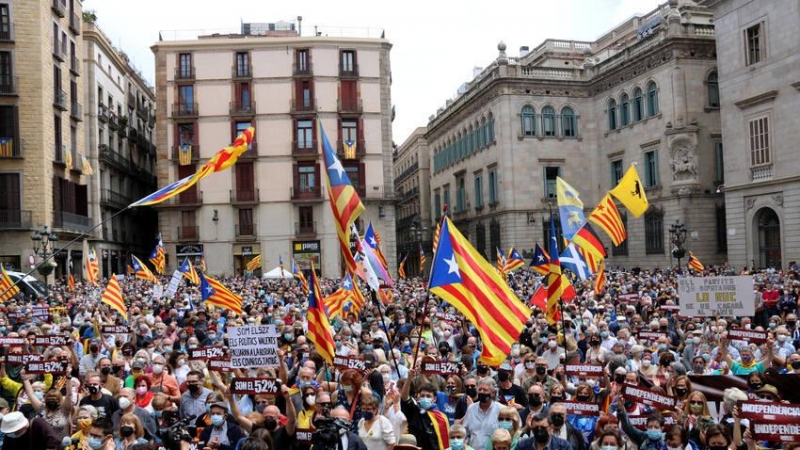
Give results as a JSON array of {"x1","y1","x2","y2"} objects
[
  {"x1": 311, "y1": 417, "x2": 351, "y2": 450},
  {"x1": 156, "y1": 411, "x2": 196, "y2": 450}
]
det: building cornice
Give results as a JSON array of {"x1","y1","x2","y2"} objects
[
  {"x1": 734, "y1": 90, "x2": 779, "y2": 110},
  {"x1": 152, "y1": 36, "x2": 391, "y2": 53}
]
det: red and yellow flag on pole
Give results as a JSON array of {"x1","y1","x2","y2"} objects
[
  {"x1": 101, "y1": 275, "x2": 127, "y2": 317},
  {"x1": 68, "y1": 273, "x2": 76, "y2": 292},
  {"x1": 307, "y1": 263, "x2": 336, "y2": 364},
  {"x1": 0, "y1": 265, "x2": 20, "y2": 302}
]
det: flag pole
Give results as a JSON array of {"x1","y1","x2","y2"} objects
[
  {"x1": 548, "y1": 203, "x2": 569, "y2": 353},
  {"x1": 371, "y1": 287, "x2": 402, "y2": 378}
]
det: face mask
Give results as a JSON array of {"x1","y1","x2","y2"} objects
[
  {"x1": 465, "y1": 387, "x2": 477, "y2": 398},
  {"x1": 305, "y1": 395, "x2": 316, "y2": 406},
  {"x1": 188, "y1": 384, "x2": 201, "y2": 394},
  {"x1": 78, "y1": 418, "x2": 93, "y2": 432},
  {"x1": 614, "y1": 374, "x2": 625, "y2": 384},
  {"x1": 120, "y1": 425, "x2": 135, "y2": 437},
  {"x1": 692, "y1": 337, "x2": 701, "y2": 345},
  {"x1": 576, "y1": 395, "x2": 591, "y2": 402},
  {"x1": 642, "y1": 360, "x2": 651, "y2": 368},
  {"x1": 550, "y1": 396, "x2": 563, "y2": 404},
  {"x1": 787, "y1": 321, "x2": 796, "y2": 328},
  {"x1": 498, "y1": 420, "x2": 513, "y2": 430},
  {"x1": 548, "y1": 340, "x2": 557, "y2": 349},
  {"x1": 675, "y1": 387, "x2": 688, "y2": 397},
  {"x1": 152, "y1": 410, "x2": 162, "y2": 419},
  {"x1": 536, "y1": 366, "x2": 547, "y2": 376},
  {"x1": 88, "y1": 437, "x2": 105, "y2": 450},
  {"x1": 602, "y1": 446, "x2": 618, "y2": 450},
  {"x1": 446, "y1": 386, "x2": 457, "y2": 394},
  {"x1": 529, "y1": 395, "x2": 542, "y2": 406},
  {"x1": 284, "y1": 333, "x2": 294, "y2": 341},
  {"x1": 451, "y1": 438, "x2": 465, "y2": 450},
  {"x1": 100, "y1": 367, "x2": 111, "y2": 376},
  {"x1": 210, "y1": 414, "x2": 225, "y2": 427},
  {"x1": 119, "y1": 397, "x2": 132, "y2": 410},
  {"x1": 46, "y1": 400, "x2": 59, "y2": 409},
  {"x1": 540, "y1": 337, "x2": 548, "y2": 344},
  {"x1": 136, "y1": 386, "x2": 148, "y2": 395},
  {"x1": 152, "y1": 364, "x2": 164, "y2": 374},
  {"x1": 693, "y1": 364, "x2": 705, "y2": 373},
  {"x1": 363, "y1": 411, "x2": 374, "y2": 420},
  {"x1": 600, "y1": 331, "x2": 609, "y2": 339},
  {"x1": 34, "y1": 391, "x2": 44, "y2": 401},
  {"x1": 778, "y1": 335, "x2": 788, "y2": 343},
  {"x1": 533, "y1": 427, "x2": 550, "y2": 444},
  {"x1": 791, "y1": 361, "x2": 800, "y2": 370},
  {"x1": 769, "y1": 323, "x2": 776, "y2": 329},
  {"x1": 382, "y1": 373, "x2": 391, "y2": 383},
  {"x1": 646, "y1": 429, "x2": 664, "y2": 441},
  {"x1": 342, "y1": 385, "x2": 353, "y2": 393},
  {"x1": 658, "y1": 344, "x2": 668, "y2": 351},
  {"x1": 742, "y1": 356, "x2": 753, "y2": 364},
  {"x1": 477, "y1": 393, "x2": 491, "y2": 403},
  {"x1": 87, "y1": 385, "x2": 100, "y2": 395},
  {"x1": 551, "y1": 414, "x2": 565, "y2": 428},
  {"x1": 690, "y1": 404, "x2": 703, "y2": 414},
  {"x1": 90, "y1": 345, "x2": 99, "y2": 353},
  {"x1": 418, "y1": 398, "x2": 434, "y2": 410}
]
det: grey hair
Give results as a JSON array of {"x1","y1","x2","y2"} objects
[
  {"x1": 722, "y1": 387, "x2": 748, "y2": 412},
  {"x1": 670, "y1": 361, "x2": 687, "y2": 376},
  {"x1": 79, "y1": 404, "x2": 99, "y2": 419},
  {"x1": 476, "y1": 377, "x2": 497, "y2": 393},
  {"x1": 450, "y1": 424, "x2": 467, "y2": 436}
]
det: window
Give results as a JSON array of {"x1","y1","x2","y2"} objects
[
  {"x1": 0, "y1": 51, "x2": 11, "y2": 90},
  {"x1": 487, "y1": 115, "x2": 495, "y2": 142},
  {"x1": 478, "y1": 118, "x2": 486, "y2": 147},
  {"x1": 521, "y1": 106, "x2": 536, "y2": 136},
  {"x1": 744, "y1": 23, "x2": 764, "y2": 66},
  {"x1": 620, "y1": 94, "x2": 630, "y2": 126},
  {"x1": 474, "y1": 174, "x2": 483, "y2": 208},
  {"x1": 456, "y1": 175, "x2": 466, "y2": 212},
  {"x1": 235, "y1": 121, "x2": 252, "y2": 151},
  {"x1": 542, "y1": 106, "x2": 556, "y2": 137},
  {"x1": 298, "y1": 164, "x2": 315, "y2": 192},
  {"x1": 238, "y1": 208, "x2": 254, "y2": 236},
  {"x1": 178, "y1": 53, "x2": 192, "y2": 78},
  {"x1": 707, "y1": 71, "x2": 719, "y2": 107},
  {"x1": 633, "y1": 88, "x2": 644, "y2": 122},
  {"x1": 344, "y1": 163, "x2": 362, "y2": 192},
  {"x1": 0, "y1": 173, "x2": 20, "y2": 218},
  {"x1": 443, "y1": 186, "x2": 450, "y2": 211},
  {"x1": 178, "y1": 123, "x2": 195, "y2": 147},
  {"x1": 299, "y1": 206, "x2": 314, "y2": 231},
  {"x1": 644, "y1": 150, "x2": 659, "y2": 187},
  {"x1": 611, "y1": 160, "x2": 623, "y2": 186},
  {"x1": 716, "y1": 205, "x2": 727, "y2": 254},
  {"x1": 340, "y1": 50, "x2": 355, "y2": 74},
  {"x1": 611, "y1": 211, "x2": 628, "y2": 256},
  {"x1": 434, "y1": 191, "x2": 441, "y2": 221},
  {"x1": 54, "y1": 114, "x2": 62, "y2": 160},
  {"x1": 488, "y1": 168, "x2": 498, "y2": 205},
  {"x1": 645, "y1": 208, "x2": 664, "y2": 254},
  {"x1": 235, "y1": 52, "x2": 249, "y2": 76},
  {"x1": 714, "y1": 141, "x2": 724, "y2": 184},
  {"x1": 301, "y1": 80, "x2": 311, "y2": 108},
  {"x1": 646, "y1": 82, "x2": 659, "y2": 117},
  {"x1": 296, "y1": 49, "x2": 309, "y2": 73},
  {"x1": 235, "y1": 162, "x2": 255, "y2": 200},
  {"x1": 0, "y1": 4, "x2": 10, "y2": 40},
  {"x1": 561, "y1": 107, "x2": 576, "y2": 137},
  {"x1": 341, "y1": 120, "x2": 357, "y2": 143},
  {"x1": 475, "y1": 222, "x2": 486, "y2": 257},
  {"x1": 178, "y1": 85, "x2": 194, "y2": 113},
  {"x1": 544, "y1": 166, "x2": 560, "y2": 198},
  {"x1": 607, "y1": 99, "x2": 617, "y2": 130},
  {"x1": 181, "y1": 211, "x2": 197, "y2": 239},
  {"x1": 235, "y1": 82, "x2": 251, "y2": 109},
  {"x1": 296, "y1": 120, "x2": 313, "y2": 149},
  {"x1": 749, "y1": 116, "x2": 770, "y2": 166}
]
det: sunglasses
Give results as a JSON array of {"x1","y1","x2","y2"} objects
[{"x1": 689, "y1": 401, "x2": 704, "y2": 406}]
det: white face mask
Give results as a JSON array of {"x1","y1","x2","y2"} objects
[
  {"x1": 152, "y1": 364, "x2": 164, "y2": 374},
  {"x1": 119, "y1": 397, "x2": 132, "y2": 410},
  {"x1": 382, "y1": 373, "x2": 391, "y2": 383},
  {"x1": 305, "y1": 395, "x2": 316, "y2": 406}
]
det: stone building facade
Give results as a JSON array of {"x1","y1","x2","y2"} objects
[
  {"x1": 700, "y1": 0, "x2": 800, "y2": 269},
  {"x1": 394, "y1": 126, "x2": 431, "y2": 276},
  {"x1": 151, "y1": 26, "x2": 396, "y2": 277},
  {"x1": 425, "y1": 1, "x2": 725, "y2": 269}
]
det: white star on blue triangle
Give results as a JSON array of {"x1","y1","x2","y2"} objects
[{"x1": 429, "y1": 220, "x2": 462, "y2": 288}]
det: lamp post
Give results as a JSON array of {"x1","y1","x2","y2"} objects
[
  {"x1": 410, "y1": 217, "x2": 428, "y2": 276},
  {"x1": 30, "y1": 225, "x2": 59, "y2": 290},
  {"x1": 669, "y1": 220, "x2": 687, "y2": 271}
]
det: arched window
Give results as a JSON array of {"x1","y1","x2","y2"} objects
[
  {"x1": 707, "y1": 71, "x2": 719, "y2": 107},
  {"x1": 487, "y1": 113, "x2": 495, "y2": 143},
  {"x1": 521, "y1": 106, "x2": 536, "y2": 136},
  {"x1": 633, "y1": 88, "x2": 644, "y2": 121},
  {"x1": 620, "y1": 94, "x2": 630, "y2": 127},
  {"x1": 478, "y1": 118, "x2": 486, "y2": 148},
  {"x1": 561, "y1": 107, "x2": 576, "y2": 137},
  {"x1": 646, "y1": 81, "x2": 659, "y2": 117},
  {"x1": 542, "y1": 106, "x2": 556, "y2": 136},
  {"x1": 608, "y1": 99, "x2": 617, "y2": 130}
]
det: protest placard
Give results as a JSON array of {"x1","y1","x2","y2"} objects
[
  {"x1": 617, "y1": 293, "x2": 639, "y2": 303},
  {"x1": 637, "y1": 331, "x2": 667, "y2": 341},
  {"x1": 333, "y1": 356, "x2": 367, "y2": 372},
  {"x1": 0, "y1": 337, "x2": 25, "y2": 346},
  {"x1": 421, "y1": 360, "x2": 460, "y2": 376},
  {"x1": 737, "y1": 401, "x2": 800, "y2": 424},
  {"x1": 727, "y1": 329, "x2": 767, "y2": 345},
  {"x1": 294, "y1": 429, "x2": 314, "y2": 446},
  {"x1": 101, "y1": 325, "x2": 130, "y2": 334},
  {"x1": 678, "y1": 276, "x2": 754, "y2": 317},
  {"x1": 564, "y1": 364, "x2": 604, "y2": 377},
  {"x1": 5, "y1": 354, "x2": 43, "y2": 364},
  {"x1": 25, "y1": 359, "x2": 68, "y2": 374},
  {"x1": 34, "y1": 335, "x2": 68, "y2": 347},
  {"x1": 629, "y1": 415, "x2": 676, "y2": 430},
  {"x1": 188, "y1": 346, "x2": 228, "y2": 361},
  {"x1": 227, "y1": 325, "x2": 279, "y2": 368},
  {"x1": 561, "y1": 401, "x2": 600, "y2": 416},
  {"x1": 749, "y1": 423, "x2": 800, "y2": 442},
  {"x1": 208, "y1": 358, "x2": 232, "y2": 372},
  {"x1": 165, "y1": 270, "x2": 183, "y2": 298},
  {"x1": 623, "y1": 385, "x2": 676, "y2": 410},
  {"x1": 230, "y1": 377, "x2": 281, "y2": 395},
  {"x1": 434, "y1": 312, "x2": 460, "y2": 323}
]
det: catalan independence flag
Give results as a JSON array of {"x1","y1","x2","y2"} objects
[
  {"x1": 546, "y1": 216, "x2": 568, "y2": 325},
  {"x1": 131, "y1": 255, "x2": 159, "y2": 284},
  {"x1": 398, "y1": 254, "x2": 407, "y2": 279},
  {"x1": 429, "y1": 217, "x2": 531, "y2": 366},
  {"x1": 320, "y1": 121, "x2": 364, "y2": 275},
  {"x1": 130, "y1": 127, "x2": 254, "y2": 207},
  {"x1": 101, "y1": 275, "x2": 127, "y2": 317},
  {"x1": 149, "y1": 233, "x2": 166, "y2": 275},
  {"x1": 246, "y1": 254, "x2": 262, "y2": 272},
  {"x1": 530, "y1": 243, "x2": 550, "y2": 275},
  {"x1": 432, "y1": 222, "x2": 441, "y2": 256},
  {"x1": 345, "y1": 271, "x2": 366, "y2": 314},
  {"x1": 307, "y1": 263, "x2": 335, "y2": 364},
  {"x1": 67, "y1": 273, "x2": 76, "y2": 292},
  {"x1": 687, "y1": 252, "x2": 705, "y2": 273},
  {"x1": 0, "y1": 265, "x2": 20, "y2": 302},
  {"x1": 496, "y1": 247, "x2": 507, "y2": 278},
  {"x1": 504, "y1": 247, "x2": 525, "y2": 273},
  {"x1": 179, "y1": 257, "x2": 200, "y2": 285},
  {"x1": 85, "y1": 246, "x2": 100, "y2": 286},
  {"x1": 594, "y1": 258, "x2": 607, "y2": 296},
  {"x1": 324, "y1": 280, "x2": 350, "y2": 320},
  {"x1": 364, "y1": 223, "x2": 388, "y2": 269},
  {"x1": 199, "y1": 271, "x2": 243, "y2": 315},
  {"x1": 292, "y1": 259, "x2": 309, "y2": 295},
  {"x1": 419, "y1": 244, "x2": 426, "y2": 276}
]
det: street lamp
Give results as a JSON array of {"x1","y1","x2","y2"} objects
[
  {"x1": 410, "y1": 218, "x2": 428, "y2": 275},
  {"x1": 669, "y1": 220, "x2": 687, "y2": 270},
  {"x1": 31, "y1": 225, "x2": 58, "y2": 289}
]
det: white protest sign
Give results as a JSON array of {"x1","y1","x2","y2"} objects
[
  {"x1": 152, "y1": 284, "x2": 163, "y2": 300},
  {"x1": 678, "y1": 276, "x2": 754, "y2": 317},
  {"x1": 165, "y1": 270, "x2": 182, "y2": 298},
  {"x1": 227, "y1": 325, "x2": 280, "y2": 368}
]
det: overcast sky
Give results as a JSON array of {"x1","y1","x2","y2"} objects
[{"x1": 83, "y1": 0, "x2": 662, "y2": 145}]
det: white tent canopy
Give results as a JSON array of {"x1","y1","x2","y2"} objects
[{"x1": 262, "y1": 266, "x2": 294, "y2": 279}]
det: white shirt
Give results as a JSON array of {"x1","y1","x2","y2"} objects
[
  {"x1": 462, "y1": 401, "x2": 501, "y2": 450},
  {"x1": 358, "y1": 415, "x2": 397, "y2": 450}
]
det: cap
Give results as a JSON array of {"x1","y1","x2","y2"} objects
[
  {"x1": 0, "y1": 398, "x2": 8, "y2": 410},
  {"x1": 132, "y1": 360, "x2": 145, "y2": 370},
  {"x1": 499, "y1": 362, "x2": 513, "y2": 372},
  {"x1": 208, "y1": 401, "x2": 227, "y2": 410},
  {"x1": 395, "y1": 434, "x2": 421, "y2": 450},
  {"x1": 0, "y1": 411, "x2": 27, "y2": 434},
  {"x1": 755, "y1": 384, "x2": 780, "y2": 399}
]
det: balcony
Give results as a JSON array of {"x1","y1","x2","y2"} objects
[
  {"x1": 232, "y1": 65, "x2": 252, "y2": 79},
  {"x1": 70, "y1": 55, "x2": 80, "y2": 76},
  {"x1": 395, "y1": 162, "x2": 419, "y2": 184},
  {"x1": 290, "y1": 98, "x2": 317, "y2": 115},
  {"x1": 293, "y1": 64, "x2": 312, "y2": 76},
  {"x1": 172, "y1": 102, "x2": 198, "y2": 118},
  {"x1": 0, "y1": 22, "x2": 12, "y2": 41},
  {"x1": 0, "y1": 76, "x2": 18, "y2": 96},
  {"x1": 53, "y1": 211, "x2": 92, "y2": 232},
  {"x1": 177, "y1": 226, "x2": 199, "y2": 241},
  {"x1": 69, "y1": 147, "x2": 81, "y2": 173},
  {"x1": 290, "y1": 186, "x2": 322, "y2": 202},
  {"x1": 137, "y1": 133, "x2": 148, "y2": 149},
  {"x1": 0, "y1": 137, "x2": 20, "y2": 158},
  {"x1": 751, "y1": 165, "x2": 773, "y2": 182},
  {"x1": 54, "y1": 144, "x2": 66, "y2": 165},
  {"x1": 136, "y1": 103, "x2": 147, "y2": 120},
  {"x1": 174, "y1": 66, "x2": 195, "y2": 81},
  {"x1": 69, "y1": 12, "x2": 80, "y2": 35},
  {"x1": 172, "y1": 145, "x2": 200, "y2": 163},
  {"x1": 400, "y1": 186, "x2": 419, "y2": 202},
  {"x1": 339, "y1": 64, "x2": 359, "y2": 78},
  {"x1": 148, "y1": 113, "x2": 155, "y2": 129},
  {"x1": 238, "y1": 143, "x2": 258, "y2": 160},
  {"x1": 98, "y1": 144, "x2": 130, "y2": 171},
  {"x1": 100, "y1": 189, "x2": 130, "y2": 210},
  {"x1": 51, "y1": 0, "x2": 66, "y2": 17},
  {"x1": 337, "y1": 98, "x2": 363, "y2": 114},
  {"x1": 70, "y1": 102, "x2": 82, "y2": 121},
  {"x1": 336, "y1": 139, "x2": 366, "y2": 159},
  {"x1": 295, "y1": 221, "x2": 317, "y2": 236},
  {"x1": 292, "y1": 140, "x2": 317, "y2": 157},
  {"x1": 230, "y1": 189, "x2": 260, "y2": 204},
  {"x1": 0, "y1": 210, "x2": 32, "y2": 230},
  {"x1": 235, "y1": 223, "x2": 257, "y2": 240},
  {"x1": 128, "y1": 126, "x2": 138, "y2": 142},
  {"x1": 97, "y1": 104, "x2": 109, "y2": 123},
  {"x1": 54, "y1": 90, "x2": 68, "y2": 111},
  {"x1": 53, "y1": 42, "x2": 66, "y2": 62},
  {"x1": 178, "y1": 189, "x2": 203, "y2": 206},
  {"x1": 108, "y1": 113, "x2": 118, "y2": 130},
  {"x1": 128, "y1": 92, "x2": 135, "y2": 107},
  {"x1": 229, "y1": 101, "x2": 256, "y2": 117}
]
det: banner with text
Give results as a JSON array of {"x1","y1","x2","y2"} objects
[
  {"x1": 678, "y1": 276, "x2": 754, "y2": 317},
  {"x1": 227, "y1": 325, "x2": 279, "y2": 368}
]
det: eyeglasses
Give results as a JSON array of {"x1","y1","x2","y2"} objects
[{"x1": 317, "y1": 402, "x2": 332, "y2": 407}]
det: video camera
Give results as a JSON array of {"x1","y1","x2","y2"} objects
[
  {"x1": 156, "y1": 410, "x2": 196, "y2": 450},
  {"x1": 311, "y1": 416, "x2": 351, "y2": 450}
]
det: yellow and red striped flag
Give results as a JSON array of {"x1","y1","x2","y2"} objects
[
  {"x1": 496, "y1": 247, "x2": 507, "y2": 278},
  {"x1": 504, "y1": 247, "x2": 525, "y2": 273},
  {"x1": 346, "y1": 271, "x2": 366, "y2": 314},
  {"x1": 85, "y1": 246, "x2": 100, "y2": 286},
  {"x1": 428, "y1": 217, "x2": 531, "y2": 366},
  {"x1": 324, "y1": 288, "x2": 349, "y2": 320},
  {"x1": 688, "y1": 252, "x2": 705, "y2": 272},
  {"x1": 398, "y1": 254, "x2": 407, "y2": 279},
  {"x1": 68, "y1": 273, "x2": 76, "y2": 292},
  {"x1": 149, "y1": 234, "x2": 166, "y2": 275},
  {"x1": 199, "y1": 272, "x2": 243, "y2": 315},
  {"x1": 179, "y1": 258, "x2": 200, "y2": 285},
  {"x1": 292, "y1": 260, "x2": 309, "y2": 295},
  {"x1": 101, "y1": 275, "x2": 127, "y2": 317},
  {"x1": 419, "y1": 244, "x2": 426, "y2": 276},
  {"x1": 546, "y1": 216, "x2": 571, "y2": 325},
  {"x1": 432, "y1": 222, "x2": 441, "y2": 256},
  {"x1": 0, "y1": 265, "x2": 20, "y2": 302},
  {"x1": 589, "y1": 194, "x2": 627, "y2": 246},
  {"x1": 594, "y1": 259, "x2": 607, "y2": 296},
  {"x1": 307, "y1": 262, "x2": 335, "y2": 364},
  {"x1": 378, "y1": 288, "x2": 393, "y2": 305},
  {"x1": 246, "y1": 254, "x2": 262, "y2": 272},
  {"x1": 131, "y1": 255, "x2": 159, "y2": 284}
]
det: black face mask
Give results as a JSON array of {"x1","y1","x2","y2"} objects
[
  {"x1": 614, "y1": 374, "x2": 625, "y2": 384},
  {"x1": 112, "y1": 365, "x2": 122, "y2": 373},
  {"x1": 533, "y1": 427, "x2": 550, "y2": 443},
  {"x1": 787, "y1": 321, "x2": 796, "y2": 328},
  {"x1": 90, "y1": 345, "x2": 99, "y2": 353},
  {"x1": 87, "y1": 385, "x2": 99, "y2": 395},
  {"x1": 536, "y1": 366, "x2": 547, "y2": 376},
  {"x1": 45, "y1": 400, "x2": 59, "y2": 410},
  {"x1": 675, "y1": 388, "x2": 688, "y2": 397},
  {"x1": 477, "y1": 393, "x2": 491, "y2": 403},
  {"x1": 529, "y1": 395, "x2": 542, "y2": 407},
  {"x1": 120, "y1": 426, "x2": 135, "y2": 437},
  {"x1": 498, "y1": 372, "x2": 510, "y2": 382},
  {"x1": 749, "y1": 382, "x2": 763, "y2": 390},
  {"x1": 791, "y1": 361, "x2": 800, "y2": 370},
  {"x1": 465, "y1": 387, "x2": 477, "y2": 398},
  {"x1": 101, "y1": 367, "x2": 111, "y2": 376},
  {"x1": 188, "y1": 384, "x2": 201, "y2": 394},
  {"x1": 590, "y1": 340, "x2": 601, "y2": 347},
  {"x1": 551, "y1": 414, "x2": 565, "y2": 428},
  {"x1": 659, "y1": 326, "x2": 668, "y2": 331},
  {"x1": 550, "y1": 396, "x2": 563, "y2": 404},
  {"x1": 264, "y1": 418, "x2": 278, "y2": 431},
  {"x1": 576, "y1": 395, "x2": 590, "y2": 402}
]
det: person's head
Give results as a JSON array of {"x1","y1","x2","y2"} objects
[
  {"x1": 645, "y1": 414, "x2": 665, "y2": 441},
  {"x1": 449, "y1": 424, "x2": 467, "y2": 450},
  {"x1": 150, "y1": 393, "x2": 169, "y2": 417},
  {"x1": 666, "y1": 424, "x2": 689, "y2": 448},
  {"x1": 704, "y1": 424, "x2": 732, "y2": 450},
  {"x1": 238, "y1": 437, "x2": 273, "y2": 450},
  {"x1": 476, "y1": 377, "x2": 496, "y2": 404},
  {"x1": 0, "y1": 411, "x2": 29, "y2": 439},
  {"x1": 529, "y1": 412, "x2": 551, "y2": 444},
  {"x1": 673, "y1": 376, "x2": 692, "y2": 397},
  {"x1": 527, "y1": 383, "x2": 545, "y2": 407},
  {"x1": 209, "y1": 402, "x2": 228, "y2": 427},
  {"x1": 77, "y1": 405, "x2": 99, "y2": 432},
  {"x1": 549, "y1": 403, "x2": 568, "y2": 431},
  {"x1": 315, "y1": 391, "x2": 332, "y2": 416},
  {"x1": 548, "y1": 384, "x2": 563, "y2": 403},
  {"x1": 135, "y1": 376, "x2": 152, "y2": 396},
  {"x1": 685, "y1": 391, "x2": 710, "y2": 416},
  {"x1": 463, "y1": 376, "x2": 478, "y2": 399},
  {"x1": 186, "y1": 370, "x2": 203, "y2": 394},
  {"x1": 598, "y1": 429, "x2": 623, "y2": 450},
  {"x1": 360, "y1": 394, "x2": 380, "y2": 420},
  {"x1": 574, "y1": 383, "x2": 595, "y2": 402},
  {"x1": 85, "y1": 374, "x2": 103, "y2": 397},
  {"x1": 88, "y1": 417, "x2": 114, "y2": 450},
  {"x1": 497, "y1": 406, "x2": 521, "y2": 434},
  {"x1": 740, "y1": 347, "x2": 755, "y2": 365},
  {"x1": 97, "y1": 357, "x2": 112, "y2": 376},
  {"x1": 262, "y1": 405, "x2": 281, "y2": 431},
  {"x1": 296, "y1": 367, "x2": 315, "y2": 386},
  {"x1": 339, "y1": 369, "x2": 363, "y2": 393},
  {"x1": 491, "y1": 429, "x2": 512, "y2": 450},
  {"x1": 118, "y1": 413, "x2": 144, "y2": 439},
  {"x1": 754, "y1": 384, "x2": 780, "y2": 402},
  {"x1": 330, "y1": 406, "x2": 352, "y2": 428},
  {"x1": 444, "y1": 375, "x2": 462, "y2": 396},
  {"x1": 43, "y1": 388, "x2": 62, "y2": 410},
  {"x1": 692, "y1": 356, "x2": 707, "y2": 374},
  {"x1": 416, "y1": 383, "x2": 437, "y2": 410},
  {"x1": 722, "y1": 387, "x2": 747, "y2": 415}
]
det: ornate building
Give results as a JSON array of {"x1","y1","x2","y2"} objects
[
  {"x1": 394, "y1": 127, "x2": 431, "y2": 276},
  {"x1": 424, "y1": 1, "x2": 725, "y2": 268},
  {"x1": 700, "y1": 0, "x2": 800, "y2": 269}
]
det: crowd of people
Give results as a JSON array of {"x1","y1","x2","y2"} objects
[{"x1": 0, "y1": 263, "x2": 799, "y2": 450}]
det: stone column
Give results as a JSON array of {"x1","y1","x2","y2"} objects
[{"x1": 672, "y1": 66, "x2": 687, "y2": 128}]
